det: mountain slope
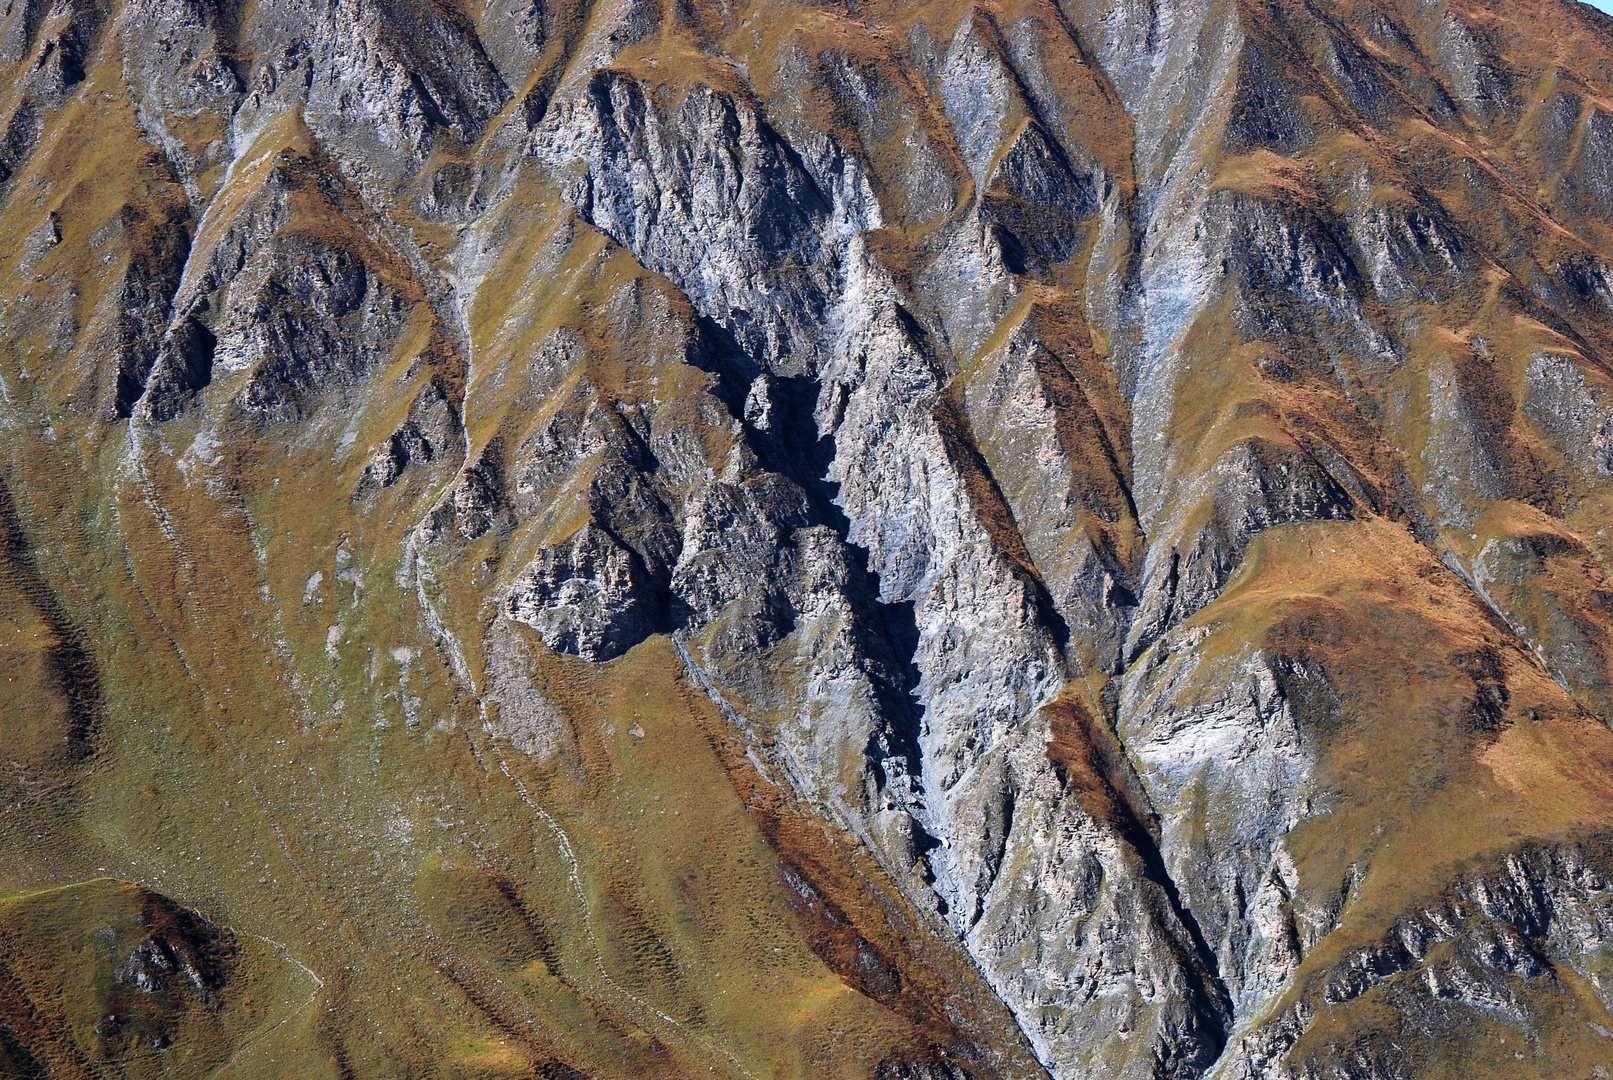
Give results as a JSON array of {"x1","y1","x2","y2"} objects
[{"x1": 4, "y1": 0, "x2": 1613, "y2": 1077}]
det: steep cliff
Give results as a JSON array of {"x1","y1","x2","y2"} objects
[{"x1": 5, "y1": 0, "x2": 1613, "y2": 1077}]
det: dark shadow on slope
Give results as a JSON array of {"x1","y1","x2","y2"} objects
[
  {"x1": 684, "y1": 315, "x2": 930, "y2": 794},
  {"x1": 0, "y1": 476, "x2": 104, "y2": 757},
  {"x1": 139, "y1": 315, "x2": 217, "y2": 421}
]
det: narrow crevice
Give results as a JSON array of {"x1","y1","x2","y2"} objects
[{"x1": 683, "y1": 317, "x2": 930, "y2": 780}]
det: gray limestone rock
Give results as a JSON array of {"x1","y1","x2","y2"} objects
[{"x1": 504, "y1": 519, "x2": 662, "y2": 662}]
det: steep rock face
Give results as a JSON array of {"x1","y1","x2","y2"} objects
[
  {"x1": 960, "y1": 312, "x2": 1142, "y2": 677},
  {"x1": 535, "y1": 71, "x2": 865, "y2": 372},
  {"x1": 1121, "y1": 632, "x2": 1320, "y2": 1022},
  {"x1": 533, "y1": 42, "x2": 1237, "y2": 1077},
  {"x1": 5, "y1": 1, "x2": 1613, "y2": 1079}
]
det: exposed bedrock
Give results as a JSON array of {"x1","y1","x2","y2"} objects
[{"x1": 5, "y1": 0, "x2": 1613, "y2": 1077}]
